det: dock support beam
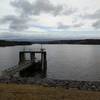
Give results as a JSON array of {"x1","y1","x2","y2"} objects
[
  {"x1": 41, "y1": 52, "x2": 47, "y2": 77},
  {"x1": 19, "y1": 52, "x2": 25, "y2": 64},
  {"x1": 30, "y1": 52, "x2": 35, "y2": 62},
  {"x1": 43, "y1": 52, "x2": 47, "y2": 77}
]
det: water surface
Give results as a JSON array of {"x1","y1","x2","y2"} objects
[{"x1": 0, "y1": 44, "x2": 100, "y2": 81}]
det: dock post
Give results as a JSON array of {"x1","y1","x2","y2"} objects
[
  {"x1": 42, "y1": 52, "x2": 47, "y2": 77},
  {"x1": 30, "y1": 52, "x2": 35, "y2": 62},
  {"x1": 19, "y1": 52, "x2": 25, "y2": 64},
  {"x1": 41, "y1": 51, "x2": 44, "y2": 70}
]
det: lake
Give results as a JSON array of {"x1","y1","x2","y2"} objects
[{"x1": 0, "y1": 44, "x2": 100, "y2": 81}]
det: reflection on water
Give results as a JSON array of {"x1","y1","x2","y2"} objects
[{"x1": 0, "y1": 44, "x2": 100, "y2": 81}]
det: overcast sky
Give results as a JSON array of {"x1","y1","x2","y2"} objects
[{"x1": 0, "y1": 0, "x2": 100, "y2": 40}]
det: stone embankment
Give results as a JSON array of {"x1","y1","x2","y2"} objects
[{"x1": 0, "y1": 77, "x2": 100, "y2": 91}]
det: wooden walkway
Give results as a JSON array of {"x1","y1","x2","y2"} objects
[
  {"x1": 2, "y1": 61, "x2": 33, "y2": 76},
  {"x1": 2, "y1": 49, "x2": 47, "y2": 77}
]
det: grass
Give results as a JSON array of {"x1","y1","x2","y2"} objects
[{"x1": 0, "y1": 83, "x2": 100, "y2": 100}]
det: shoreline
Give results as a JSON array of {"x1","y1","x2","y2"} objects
[
  {"x1": 0, "y1": 77, "x2": 100, "y2": 91},
  {"x1": 0, "y1": 83, "x2": 99, "y2": 100}
]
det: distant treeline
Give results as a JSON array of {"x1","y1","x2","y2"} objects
[
  {"x1": 0, "y1": 40, "x2": 32, "y2": 46},
  {"x1": 1, "y1": 39, "x2": 100, "y2": 46},
  {"x1": 32, "y1": 39, "x2": 100, "y2": 45}
]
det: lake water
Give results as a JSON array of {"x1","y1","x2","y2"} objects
[{"x1": 0, "y1": 44, "x2": 100, "y2": 81}]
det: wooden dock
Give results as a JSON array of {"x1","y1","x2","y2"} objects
[
  {"x1": 2, "y1": 49, "x2": 47, "y2": 77},
  {"x1": 2, "y1": 61, "x2": 33, "y2": 76}
]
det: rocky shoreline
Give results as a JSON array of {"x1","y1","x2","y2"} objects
[{"x1": 0, "y1": 77, "x2": 100, "y2": 91}]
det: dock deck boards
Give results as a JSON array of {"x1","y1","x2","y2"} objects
[{"x1": 2, "y1": 61, "x2": 33, "y2": 76}]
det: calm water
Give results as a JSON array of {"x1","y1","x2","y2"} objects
[{"x1": 0, "y1": 44, "x2": 100, "y2": 81}]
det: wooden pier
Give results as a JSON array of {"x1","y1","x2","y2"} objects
[{"x1": 2, "y1": 49, "x2": 47, "y2": 77}]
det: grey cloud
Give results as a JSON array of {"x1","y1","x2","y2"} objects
[
  {"x1": 1, "y1": 15, "x2": 29, "y2": 31},
  {"x1": 7, "y1": 0, "x2": 63, "y2": 31},
  {"x1": 73, "y1": 23, "x2": 83, "y2": 27},
  {"x1": 10, "y1": 0, "x2": 76, "y2": 16},
  {"x1": 0, "y1": 15, "x2": 15, "y2": 23},
  {"x1": 57, "y1": 23, "x2": 70, "y2": 29},
  {"x1": 63, "y1": 7, "x2": 76, "y2": 15},
  {"x1": 92, "y1": 20, "x2": 100, "y2": 29},
  {"x1": 57, "y1": 22, "x2": 83, "y2": 29},
  {"x1": 81, "y1": 9, "x2": 100, "y2": 29},
  {"x1": 10, "y1": 0, "x2": 33, "y2": 16},
  {"x1": 0, "y1": 0, "x2": 77, "y2": 31},
  {"x1": 32, "y1": 0, "x2": 62, "y2": 15},
  {"x1": 11, "y1": 0, "x2": 63, "y2": 16},
  {"x1": 53, "y1": 6, "x2": 63, "y2": 16},
  {"x1": 82, "y1": 9, "x2": 100, "y2": 19}
]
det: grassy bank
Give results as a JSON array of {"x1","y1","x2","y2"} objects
[{"x1": 0, "y1": 83, "x2": 100, "y2": 100}]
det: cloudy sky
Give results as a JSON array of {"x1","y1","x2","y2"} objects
[{"x1": 0, "y1": 0, "x2": 100, "y2": 40}]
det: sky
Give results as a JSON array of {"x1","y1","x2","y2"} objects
[{"x1": 0, "y1": 0, "x2": 100, "y2": 40}]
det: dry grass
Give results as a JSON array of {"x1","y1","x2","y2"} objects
[{"x1": 0, "y1": 83, "x2": 99, "y2": 100}]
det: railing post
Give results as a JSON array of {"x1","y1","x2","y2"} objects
[
  {"x1": 30, "y1": 52, "x2": 35, "y2": 62},
  {"x1": 41, "y1": 51, "x2": 44, "y2": 70},
  {"x1": 19, "y1": 52, "x2": 25, "y2": 64},
  {"x1": 43, "y1": 52, "x2": 47, "y2": 77}
]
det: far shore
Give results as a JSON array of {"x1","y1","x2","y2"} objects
[{"x1": 1, "y1": 39, "x2": 100, "y2": 47}]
